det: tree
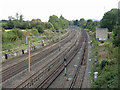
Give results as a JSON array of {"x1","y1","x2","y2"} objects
[
  {"x1": 45, "y1": 22, "x2": 54, "y2": 30},
  {"x1": 49, "y1": 15, "x2": 61, "y2": 30},
  {"x1": 78, "y1": 18, "x2": 86, "y2": 28},
  {"x1": 16, "y1": 13, "x2": 19, "y2": 20},
  {"x1": 59, "y1": 15, "x2": 69, "y2": 29},
  {"x1": 85, "y1": 19, "x2": 93, "y2": 29},
  {"x1": 20, "y1": 15, "x2": 23, "y2": 22},
  {"x1": 100, "y1": 9, "x2": 118, "y2": 32},
  {"x1": 73, "y1": 20, "x2": 79, "y2": 26},
  {"x1": 7, "y1": 16, "x2": 14, "y2": 29},
  {"x1": 36, "y1": 25, "x2": 44, "y2": 33}
]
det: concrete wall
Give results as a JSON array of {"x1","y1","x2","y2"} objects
[
  {"x1": 2, "y1": 44, "x2": 42, "y2": 61},
  {"x1": 2, "y1": 32, "x2": 69, "y2": 61}
]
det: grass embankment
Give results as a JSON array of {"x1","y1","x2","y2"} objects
[
  {"x1": 2, "y1": 29, "x2": 67, "y2": 54},
  {"x1": 89, "y1": 32, "x2": 119, "y2": 88}
]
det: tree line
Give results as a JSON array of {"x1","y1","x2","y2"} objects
[
  {"x1": 70, "y1": 8, "x2": 120, "y2": 47},
  {"x1": 69, "y1": 18, "x2": 100, "y2": 32},
  {"x1": 1, "y1": 13, "x2": 69, "y2": 44},
  {"x1": 1, "y1": 13, "x2": 69, "y2": 32},
  {"x1": 100, "y1": 9, "x2": 120, "y2": 47}
]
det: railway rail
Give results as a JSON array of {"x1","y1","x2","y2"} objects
[
  {"x1": 2, "y1": 27, "x2": 89, "y2": 89},
  {"x1": 69, "y1": 31, "x2": 88, "y2": 89},
  {"x1": 37, "y1": 30, "x2": 88, "y2": 89},
  {"x1": 11, "y1": 30, "x2": 79, "y2": 89},
  {"x1": 1, "y1": 30, "x2": 74, "y2": 84},
  {"x1": 10, "y1": 29, "x2": 88, "y2": 89},
  {"x1": 2, "y1": 29, "x2": 80, "y2": 88}
]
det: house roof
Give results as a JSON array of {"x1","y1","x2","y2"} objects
[{"x1": 96, "y1": 28, "x2": 108, "y2": 39}]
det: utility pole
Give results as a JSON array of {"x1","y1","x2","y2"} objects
[
  {"x1": 26, "y1": 36, "x2": 28, "y2": 44},
  {"x1": 28, "y1": 41, "x2": 30, "y2": 72},
  {"x1": 59, "y1": 29, "x2": 61, "y2": 51}
]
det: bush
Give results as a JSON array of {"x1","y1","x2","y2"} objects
[
  {"x1": 96, "y1": 41, "x2": 101, "y2": 46},
  {"x1": 100, "y1": 60, "x2": 109, "y2": 70},
  {"x1": 36, "y1": 25, "x2": 44, "y2": 33},
  {"x1": 12, "y1": 29, "x2": 25, "y2": 40},
  {"x1": 31, "y1": 29, "x2": 39, "y2": 36},
  {"x1": 2, "y1": 29, "x2": 25, "y2": 43}
]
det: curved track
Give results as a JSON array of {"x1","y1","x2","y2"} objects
[
  {"x1": 2, "y1": 29, "x2": 78, "y2": 87},
  {"x1": 12, "y1": 29, "x2": 88, "y2": 89}
]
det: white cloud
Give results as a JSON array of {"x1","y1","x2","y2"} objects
[{"x1": 0, "y1": 0, "x2": 119, "y2": 21}]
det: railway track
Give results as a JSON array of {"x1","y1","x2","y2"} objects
[
  {"x1": 7, "y1": 29, "x2": 80, "y2": 88},
  {"x1": 2, "y1": 29, "x2": 79, "y2": 88},
  {"x1": 10, "y1": 29, "x2": 87, "y2": 89},
  {"x1": 35, "y1": 30, "x2": 88, "y2": 89},
  {"x1": 2, "y1": 30, "x2": 69, "y2": 70},
  {"x1": 2, "y1": 27, "x2": 89, "y2": 89},
  {"x1": 36, "y1": 30, "x2": 87, "y2": 89},
  {"x1": 1, "y1": 30, "x2": 74, "y2": 84},
  {"x1": 69, "y1": 31, "x2": 88, "y2": 89}
]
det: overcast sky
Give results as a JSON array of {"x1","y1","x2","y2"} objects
[{"x1": 0, "y1": 0, "x2": 119, "y2": 22}]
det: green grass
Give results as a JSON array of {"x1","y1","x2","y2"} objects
[
  {"x1": 2, "y1": 30, "x2": 68, "y2": 54},
  {"x1": 2, "y1": 40, "x2": 26, "y2": 51}
]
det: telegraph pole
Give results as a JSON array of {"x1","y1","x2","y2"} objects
[
  {"x1": 28, "y1": 41, "x2": 30, "y2": 72},
  {"x1": 26, "y1": 36, "x2": 28, "y2": 44},
  {"x1": 59, "y1": 29, "x2": 61, "y2": 51}
]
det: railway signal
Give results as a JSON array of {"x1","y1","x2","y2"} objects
[
  {"x1": 64, "y1": 57, "x2": 67, "y2": 76},
  {"x1": 42, "y1": 40, "x2": 44, "y2": 46}
]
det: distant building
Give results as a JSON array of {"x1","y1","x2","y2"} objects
[{"x1": 95, "y1": 28, "x2": 108, "y2": 41}]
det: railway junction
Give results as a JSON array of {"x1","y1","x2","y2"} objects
[{"x1": 1, "y1": 27, "x2": 92, "y2": 89}]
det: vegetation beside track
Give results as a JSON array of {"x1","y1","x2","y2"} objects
[
  {"x1": 89, "y1": 31, "x2": 119, "y2": 88},
  {"x1": 1, "y1": 13, "x2": 69, "y2": 52},
  {"x1": 71, "y1": 8, "x2": 120, "y2": 88}
]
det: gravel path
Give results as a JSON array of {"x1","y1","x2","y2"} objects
[{"x1": 82, "y1": 32, "x2": 92, "y2": 88}]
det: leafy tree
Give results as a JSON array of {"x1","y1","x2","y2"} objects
[
  {"x1": 36, "y1": 25, "x2": 44, "y2": 33},
  {"x1": 78, "y1": 18, "x2": 86, "y2": 28},
  {"x1": 45, "y1": 22, "x2": 54, "y2": 30},
  {"x1": 85, "y1": 19, "x2": 93, "y2": 29},
  {"x1": 16, "y1": 13, "x2": 19, "y2": 20},
  {"x1": 2, "y1": 29, "x2": 25, "y2": 43},
  {"x1": 49, "y1": 15, "x2": 61, "y2": 30},
  {"x1": 73, "y1": 19, "x2": 79, "y2": 26},
  {"x1": 59, "y1": 15, "x2": 68, "y2": 29},
  {"x1": 100, "y1": 8, "x2": 120, "y2": 46},
  {"x1": 30, "y1": 28, "x2": 39, "y2": 36},
  {"x1": 100, "y1": 9, "x2": 118, "y2": 32},
  {"x1": 20, "y1": 15, "x2": 23, "y2": 22},
  {"x1": 13, "y1": 29, "x2": 25, "y2": 39},
  {"x1": 7, "y1": 16, "x2": 14, "y2": 29},
  {"x1": 113, "y1": 25, "x2": 120, "y2": 46},
  {"x1": 69, "y1": 20, "x2": 74, "y2": 26}
]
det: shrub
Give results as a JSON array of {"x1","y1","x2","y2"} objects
[
  {"x1": 31, "y1": 29, "x2": 39, "y2": 36},
  {"x1": 2, "y1": 29, "x2": 25, "y2": 43},
  {"x1": 36, "y1": 25, "x2": 44, "y2": 33},
  {"x1": 100, "y1": 60, "x2": 109, "y2": 70}
]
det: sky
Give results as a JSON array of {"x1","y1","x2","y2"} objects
[{"x1": 0, "y1": 0, "x2": 119, "y2": 22}]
